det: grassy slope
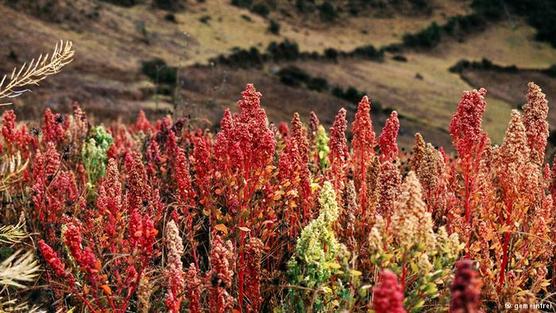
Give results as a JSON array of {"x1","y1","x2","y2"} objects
[
  {"x1": 0, "y1": 0, "x2": 555, "y2": 149},
  {"x1": 295, "y1": 19, "x2": 556, "y2": 144}
]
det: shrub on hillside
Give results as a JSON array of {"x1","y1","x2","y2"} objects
[
  {"x1": 153, "y1": 0, "x2": 185, "y2": 10},
  {"x1": 252, "y1": 3, "x2": 270, "y2": 17},
  {"x1": 350, "y1": 44, "x2": 384, "y2": 61},
  {"x1": 215, "y1": 47, "x2": 265, "y2": 68},
  {"x1": 544, "y1": 65, "x2": 556, "y2": 78},
  {"x1": 277, "y1": 66, "x2": 310, "y2": 87},
  {"x1": 295, "y1": 0, "x2": 315, "y2": 13},
  {"x1": 141, "y1": 58, "x2": 177, "y2": 85},
  {"x1": 231, "y1": 0, "x2": 253, "y2": 8},
  {"x1": 402, "y1": 22, "x2": 442, "y2": 48},
  {"x1": 100, "y1": 0, "x2": 141, "y2": 6},
  {"x1": 318, "y1": 1, "x2": 337, "y2": 21},
  {"x1": 449, "y1": 58, "x2": 519, "y2": 73},
  {"x1": 268, "y1": 19, "x2": 280, "y2": 34},
  {"x1": 324, "y1": 48, "x2": 339, "y2": 61},
  {"x1": 266, "y1": 40, "x2": 300, "y2": 61},
  {"x1": 472, "y1": 0, "x2": 556, "y2": 47},
  {"x1": 306, "y1": 77, "x2": 329, "y2": 92}
]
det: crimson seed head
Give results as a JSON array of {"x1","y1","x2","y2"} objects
[
  {"x1": 378, "y1": 111, "x2": 399, "y2": 162},
  {"x1": 450, "y1": 260, "x2": 483, "y2": 313},
  {"x1": 448, "y1": 88, "x2": 487, "y2": 158},
  {"x1": 372, "y1": 269, "x2": 406, "y2": 313},
  {"x1": 352, "y1": 96, "x2": 376, "y2": 160},
  {"x1": 42, "y1": 108, "x2": 66, "y2": 144},
  {"x1": 309, "y1": 111, "x2": 320, "y2": 142},
  {"x1": 1, "y1": 110, "x2": 17, "y2": 145},
  {"x1": 38, "y1": 240, "x2": 67, "y2": 278},
  {"x1": 135, "y1": 110, "x2": 152, "y2": 133},
  {"x1": 328, "y1": 108, "x2": 349, "y2": 191},
  {"x1": 523, "y1": 82, "x2": 549, "y2": 163}
]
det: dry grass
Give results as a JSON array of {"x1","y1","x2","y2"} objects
[
  {"x1": 0, "y1": 41, "x2": 73, "y2": 105},
  {"x1": 293, "y1": 18, "x2": 556, "y2": 143},
  {"x1": 0, "y1": 250, "x2": 39, "y2": 290},
  {"x1": 436, "y1": 19, "x2": 556, "y2": 68},
  {"x1": 0, "y1": 1, "x2": 554, "y2": 147}
]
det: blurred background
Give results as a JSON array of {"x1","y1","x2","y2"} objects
[{"x1": 1, "y1": 0, "x2": 555, "y2": 151}]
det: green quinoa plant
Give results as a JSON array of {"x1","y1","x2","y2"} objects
[
  {"x1": 81, "y1": 125, "x2": 113, "y2": 188},
  {"x1": 284, "y1": 181, "x2": 351, "y2": 312}
]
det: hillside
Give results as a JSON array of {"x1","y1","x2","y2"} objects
[{"x1": 1, "y1": 0, "x2": 555, "y2": 150}]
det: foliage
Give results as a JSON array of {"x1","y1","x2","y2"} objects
[
  {"x1": 141, "y1": 58, "x2": 177, "y2": 86},
  {"x1": 99, "y1": 0, "x2": 141, "y2": 7},
  {"x1": 0, "y1": 80, "x2": 555, "y2": 312},
  {"x1": 285, "y1": 181, "x2": 350, "y2": 312},
  {"x1": 81, "y1": 125, "x2": 113, "y2": 188},
  {"x1": 368, "y1": 172, "x2": 463, "y2": 311},
  {"x1": 472, "y1": 0, "x2": 556, "y2": 47},
  {"x1": 318, "y1": 1, "x2": 337, "y2": 22},
  {"x1": 402, "y1": 22, "x2": 442, "y2": 49},
  {"x1": 268, "y1": 19, "x2": 280, "y2": 35},
  {"x1": 252, "y1": 3, "x2": 270, "y2": 17},
  {"x1": 153, "y1": 0, "x2": 184, "y2": 11}
]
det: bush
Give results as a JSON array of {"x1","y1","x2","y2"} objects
[
  {"x1": 307, "y1": 77, "x2": 329, "y2": 92},
  {"x1": 343, "y1": 86, "x2": 365, "y2": 104},
  {"x1": 266, "y1": 40, "x2": 300, "y2": 61},
  {"x1": 449, "y1": 60, "x2": 471, "y2": 73},
  {"x1": 141, "y1": 58, "x2": 177, "y2": 85},
  {"x1": 153, "y1": 0, "x2": 184, "y2": 10},
  {"x1": 99, "y1": 0, "x2": 140, "y2": 7},
  {"x1": 268, "y1": 19, "x2": 280, "y2": 34},
  {"x1": 231, "y1": 0, "x2": 253, "y2": 8},
  {"x1": 252, "y1": 3, "x2": 270, "y2": 17},
  {"x1": 199, "y1": 15, "x2": 211, "y2": 24},
  {"x1": 449, "y1": 58, "x2": 519, "y2": 73},
  {"x1": 350, "y1": 44, "x2": 384, "y2": 60},
  {"x1": 544, "y1": 64, "x2": 556, "y2": 78},
  {"x1": 382, "y1": 43, "x2": 402, "y2": 53},
  {"x1": 392, "y1": 54, "x2": 408, "y2": 62},
  {"x1": 276, "y1": 66, "x2": 330, "y2": 92},
  {"x1": 215, "y1": 47, "x2": 265, "y2": 68},
  {"x1": 164, "y1": 13, "x2": 177, "y2": 22},
  {"x1": 331, "y1": 85, "x2": 366, "y2": 104},
  {"x1": 402, "y1": 22, "x2": 442, "y2": 48},
  {"x1": 444, "y1": 14, "x2": 487, "y2": 37},
  {"x1": 472, "y1": 0, "x2": 556, "y2": 47},
  {"x1": 295, "y1": 0, "x2": 315, "y2": 13},
  {"x1": 410, "y1": 0, "x2": 432, "y2": 13},
  {"x1": 549, "y1": 130, "x2": 556, "y2": 146},
  {"x1": 471, "y1": 0, "x2": 505, "y2": 19},
  {"x1": 324, "y1": 48, "x2": 339, "y2": 61},
  {"x1": 318, "y1": 1, "x2": 337, "y2": 21},
  {"x1": 277, "y1": 66, "x2": 310, "y2": 87}
]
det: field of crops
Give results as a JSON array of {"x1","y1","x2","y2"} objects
[{"x1": 0, "y1": 40, "x2": 555, "y2": 313}]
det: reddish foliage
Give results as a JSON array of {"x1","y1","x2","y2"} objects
[
  {"x1": 351, "y1": 96, "x2": 376, "y2": 216},
  {"x1": 38, "y1": 240, "x2": 72, "y2": 282},
  {"x1": 42, "y1": 108, "x2": 67, "y2": 144},
  {"x1": 208, "y1": 232, "x2": 235, "y2": 313},
  {"x1": 378, "y1": 111, "x2": 399, "y2": 163},
  {"x1": 448, "y1": 88, "x2": 487, "y2": 158},
  {"x1": 328, "y1": 108, "x2": 349, "y2": 193},
  {"x1": 372, "y1": 270, "x2": 406, "y2": 313},
  {"x1": 135, "y1": 110, "x2": 153, "y2": 133},
  {"x1": 2, "y1": 82, "x2": 554, "y2": 312}
]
